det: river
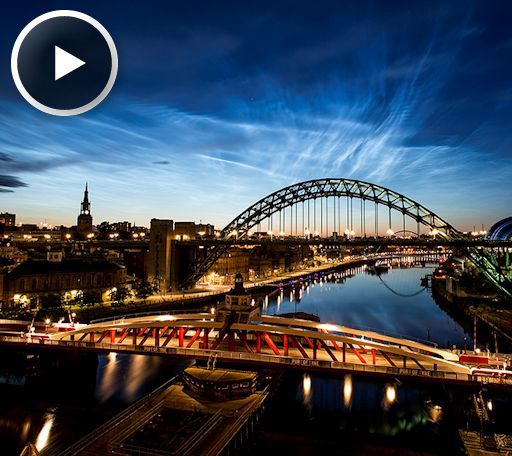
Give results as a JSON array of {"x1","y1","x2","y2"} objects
[{"x1": 1, "y1": 258, "x2": 509, "y2": 455}]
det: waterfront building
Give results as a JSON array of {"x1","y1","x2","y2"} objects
[{"x1": 0, "y1": 253, "x2": 126, "y2": 308}]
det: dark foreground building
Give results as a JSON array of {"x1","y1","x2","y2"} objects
[{"x1": 0, "y1": 256, "x2": 126, "y2": 308}]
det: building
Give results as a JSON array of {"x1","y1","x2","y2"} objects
[
  {"x1": 148, "y1": 219, "x2": 174, "y2": 292},
  {"x1": 0, "y1": 213, "x2": 16, "y2": 228},
  {"x1": 77, "y1": 183, "x2": 93, "y2": 238},
  {"x1": 148, "y1": 218, "x2": 217, "y2": 292},
  {"x1": 174, "y1": 221, "x2": 215, "y2": 240},
  {"x1": 0, "y1": 255, "x2": 126, "y2": 308},
  {"x1": 216, "y1": 273, "x2": 259, "y2": 324}
]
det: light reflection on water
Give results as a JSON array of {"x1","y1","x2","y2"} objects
[
  {"x1": 263, "y1": 263, "x2": 469, "y2": 347},
  {"x1": 34, "y1": 409, "x2": 55, "y2": 451},
  {"x1": 0, "y1": 353, "x2": 190, "y2": 455},
  {"x1": 96, "y1": 353, "x2": 189, "y2": 403}
]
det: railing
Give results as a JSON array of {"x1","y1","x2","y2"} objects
[
  {"x1": 90, "y1": 308, "x2": 207, "y2": 325},
  {"x1": 5, "y1": 334, "x2": 510, "y2": 387},
  {"x1": 337, "y1": 323, "x2": 438, "y2": 348},
  {"x1": 201, "y1": 387, "x2": 270, "y2": 456},
  {"x1": 108, "y1": 398, "x2": 166, "y2": 452},
  {"x1": 42, "y1": 374, "x2": 180, "y2": 456}
]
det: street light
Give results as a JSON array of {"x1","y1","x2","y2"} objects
[{"x1": 45, "y1": 318, "x2": 51, "y2": 334}]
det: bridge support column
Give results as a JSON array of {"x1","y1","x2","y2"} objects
[
  {"x1": 256, "y1": 332, "x2": 261, "y2": 353},
  {"x1": 371, "y1": 348, "x2": 376, "y2": 365},
  {"x1": 132, "y1": 329, "x2": 137, "y2": 345},
  {"x1": 403, "y1": 356, "x2": 407, "y2": 368},
  {"x1": 203, "y1": 328, "x2": 209, "y2": 349},
  {"x1": 179, "y1": 327, "x2": 185, "y2": 347},
  {"x1": 154, "y1": 328, "x2": 160, "y2": 347},
  {"x1": 227, "y1": 331, "x2": 236, "y2": 351},
  {"x1": 89, "y1": 333, "x2": 94, "y2": 343},
  {"x1": 343, "y1": 342, "x2": 346, "y2": 363},
  {"x1": 283, "y1": 335, "x2": 289, "y2": 356},
  {"x1": 313, "y1": 340, "x2": 317, "y2": 360},
  {"x1": 110, "y1": 329, "x2": 116, "y2": 344}
]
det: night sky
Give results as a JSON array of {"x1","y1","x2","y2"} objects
[{"x1": 1, "y1": 1, "x2": 511, "y2": 230}]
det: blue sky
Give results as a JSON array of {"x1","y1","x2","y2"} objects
[{"x1": 1, "y1": 1, "x2": 512, "y2": 230}]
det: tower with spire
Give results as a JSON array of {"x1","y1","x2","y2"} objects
[{"x1": 77, "y1": 183, "x2": 93, "y2": 238}]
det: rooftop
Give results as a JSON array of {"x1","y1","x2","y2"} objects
[{"x1": 8, "y1": 259, "x2": 124, "y2": 276}]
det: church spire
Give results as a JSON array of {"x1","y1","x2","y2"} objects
[{"x1": 81, "y1": 182, "x2": 90, "y2": 215}]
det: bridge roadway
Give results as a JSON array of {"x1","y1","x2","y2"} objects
[
  {"x1": 13, "y1": 238, "x2": 512, "y2": 250},
  {"x1": 1, "y1": 313, "x2": 511, "y2": 387}
]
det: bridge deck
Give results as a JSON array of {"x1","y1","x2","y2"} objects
[{"x1": 1, "y1": 312, "x2": 511, "y2": 387}]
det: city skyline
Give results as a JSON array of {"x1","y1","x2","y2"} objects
[{"x1": 2, "y1": 1, "x2": 512, "y2": 230}]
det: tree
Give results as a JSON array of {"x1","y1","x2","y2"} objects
[
  {"x1": 134, "y1": 280, "x2": 157, "y2": 301},
  {"x1": 110, "y1": 286, "x2": 130, "y2": 306},
  {"x1": 80, "y1": 291, "x2": 101, "y2": 307},
  {"x1": 40, "y1": 293, "x2": 63, "y2": 310}
]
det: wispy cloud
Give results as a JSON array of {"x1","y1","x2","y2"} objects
[{"x1": 1, "y1": 2, "x2": 511, "y2": 230}]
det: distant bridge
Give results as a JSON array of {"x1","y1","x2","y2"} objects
[
  {"x1": 1, "y1": 313, "x2": 511, "y2": 388},
  {"x1": 180, "y1": 178, "x2": 512, "y2": 297}
]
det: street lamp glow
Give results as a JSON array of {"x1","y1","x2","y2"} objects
[
  {"x1": 386, "y1": 228, "x2": 394, "y2": 236},
  {"x1": 65, "y1": 233, "x2": 71, "y2": 239},
  {"x1": 86, "y1": 233, "x2": 94, "y2": 239}
]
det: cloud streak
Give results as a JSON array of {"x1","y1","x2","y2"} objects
[{"x1": 1, "y1": 1, "x2": 511, "y2": 230}]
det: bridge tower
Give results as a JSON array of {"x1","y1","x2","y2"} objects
[{"x1": 216, "y1": 273, "x2": 259, "y2": 324}]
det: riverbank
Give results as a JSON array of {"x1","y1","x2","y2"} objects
[
  {"x1": 433, "y1": 281, "x2": 512, "y2": 350},
  {"x1": 54, "y1": 259, "x2": 369, "y2": 323}
]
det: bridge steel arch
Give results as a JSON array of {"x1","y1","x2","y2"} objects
[
  {"x1": 183, "y1": 178, "x2": 460, "y2": 288},
  {"x1": 182, "y1": 178, "x2": 511, "y2": 298}
]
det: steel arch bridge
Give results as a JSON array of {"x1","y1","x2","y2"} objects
[
  {"x1": 183, "y1": 178, "x2": 458, "y2": 285},
  {"x1": 181, "y1": 178, "x2": 511, "y2": 298}
]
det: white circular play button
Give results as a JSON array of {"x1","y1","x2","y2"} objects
[{"x1": 11, "y1": 10, "x2": 118, "y2": 116}]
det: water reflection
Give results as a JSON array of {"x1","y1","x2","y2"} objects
[
  {"x1": 263, "y1": 261, "x2": 470, "y2": 347},
  {"x1": 383, "y1": 384, "x2": 397, "y2": 410},
  {"x1": 343, "y1": 374, "x2": 352, "y2": 408},
  {"x1": 302, "y1": 373, "x2": 312, "y2": 408},
  {"x1": 35, "y1": 409, "x2": 55, "y2": 451},
  {"x1": 96, "y1": 353, "x2": 177, "y2": 403},
  {"x1": 426, "y1": 401, "x2": 443, "y2": 423}
]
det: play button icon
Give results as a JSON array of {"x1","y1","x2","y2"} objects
[
  {"x1": 55, "y1": 46, "x2": 85, "y2": 81},
  {"x1": 11, "y1": 10, "x2": 118, "y2": 116}
]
